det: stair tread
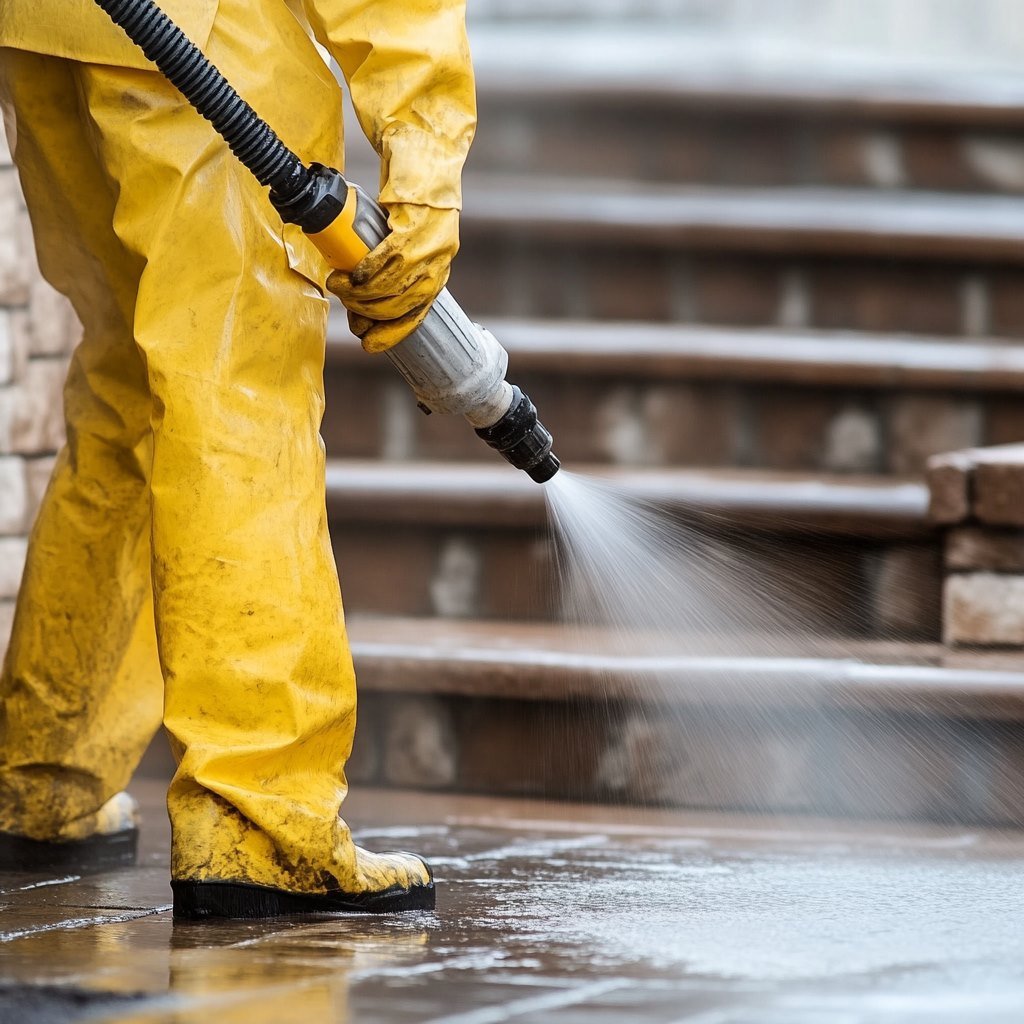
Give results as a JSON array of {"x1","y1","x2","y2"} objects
[
  {"x1": 454, "y1": 176, "x2": 1024, "y2": 262},
  {"x1": 327, "y1": 315, "x2": 1024, "y2": 391},
  {"x1": 325, "y1": 458, "x2": 930, "y2": 536},
  {"x1": 347, "y1": 615, "x2": 1024, "y2": 720},
  {"x1": 466, "y1": 24, "x2": 1024, "y2": 126}
]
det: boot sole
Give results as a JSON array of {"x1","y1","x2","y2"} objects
[
  {"x1": 0, "y1": 828, "x2": 138, "y2": 874},
  {"x1": 171, "y1": 873, "x2": 436, "y2": 920}
]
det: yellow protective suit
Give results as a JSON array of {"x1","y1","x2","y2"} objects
[{"x1": 0, "y1": 0, "x2": 475, "y2": 896}]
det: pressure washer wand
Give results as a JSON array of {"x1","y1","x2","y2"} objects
[{"x1": 92, "y1": 0, "x2": 560, "y2": 484}]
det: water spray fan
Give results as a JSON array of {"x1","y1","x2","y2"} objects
[{"x1": 92, "y1": 0, "x2": 561, "y2": 484}]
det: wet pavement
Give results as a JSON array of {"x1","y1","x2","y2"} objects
[{"x1": 1, "y1": 784, "x2": 1023, "y2": 1023}]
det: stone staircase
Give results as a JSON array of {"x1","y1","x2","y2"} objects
[{"x1": 317, "y1": 27, "x2": 1024, "y2": 823}]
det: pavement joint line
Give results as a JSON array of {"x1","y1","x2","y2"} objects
[
  {"x1": 0, "y1": 906, "x2": 171, "y2": 943},
  {"x1": 420, "y1": 977, "x2": 634, "y2": 1024}
]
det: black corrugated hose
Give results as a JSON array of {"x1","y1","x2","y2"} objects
[{"x1": 92, "y1": 0, "x2": 310, "y2": 203}]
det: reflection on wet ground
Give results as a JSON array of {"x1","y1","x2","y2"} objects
[{"x1": 1, "y1": 783, "x2": 1023, "y2": 1023}]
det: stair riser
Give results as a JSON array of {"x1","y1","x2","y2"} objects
[
  {"x1": 324, "y1": 366, "x2": 1024, "y2": 476},
  {"x1": 348, "y1": 689, "x2": 1024, "y2": 827},
  {"x1": 329, "y1": 520, "x2": 941, "y2": 640},
  {"x1": 448, "y1": 237, "x2": 1024, "y2": 338},
  {"x1": 465, "y1": 99, "x2": 1024, "y2": 195}
]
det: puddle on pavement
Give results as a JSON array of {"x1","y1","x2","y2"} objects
[{"x1": 1, "y1": 815, "x2": 1024, "y2": 1023}]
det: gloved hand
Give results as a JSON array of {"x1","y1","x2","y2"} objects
[{"x1": 327, "y1": 203, "x2": 460, "y2": 353}]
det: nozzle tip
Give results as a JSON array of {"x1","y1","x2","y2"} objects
[{"x1": 528, "y1": 452, "x2": 561, "y2": 484}]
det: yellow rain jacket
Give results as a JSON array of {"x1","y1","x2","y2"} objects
[{"x1": 0, "y1": 0, "x2": 475, "y2": 895}]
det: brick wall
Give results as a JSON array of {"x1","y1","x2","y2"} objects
[
  {"x1": 0, "y1": 134, "x2": 80, "y2": 656},
  {"x1": 927, "y1": 443, "x2": 1024, "y2": 647}
]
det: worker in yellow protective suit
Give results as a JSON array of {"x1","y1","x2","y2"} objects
[{"x1": 0, "y1": 0, "x2": 475, "y2": 917}]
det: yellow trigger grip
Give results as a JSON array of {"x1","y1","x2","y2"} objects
[{"x1": 307, "y1": 186, "x2": 371, "y2": 272}]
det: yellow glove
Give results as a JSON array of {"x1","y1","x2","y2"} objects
[{"x1": 327, "y1": 203, "x2": 460, "y2": 353}]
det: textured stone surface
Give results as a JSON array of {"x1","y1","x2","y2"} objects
[
  {"x1": 887, "y1": 395, "x2": 982, "y2": 475},
  {"x1": 0, "y1": 537, "x2": 27, "y2": 599},
  {"x1": 0, "y1": 457, "x2": 26, "y2": 535},
  {"x1": 975, "y1": 453, "x2": 1024, "y2": 527},
  {"x1": 946, "y1": 526, "x2": 1024, "y2": 572},
  {"x1": 0, "y1": 358, "x2": 66, "y2": 455},
  {"x1": 0, "y1": 311, "x2": 11, "y2": 387},
  {"x1": 0, "y1": 599, "x2": 12, "y2": 657},
  {"x1": 382, "y1": 695, "x2": 458, "y2": 789},
  {"x1": 23, "y1": 455, "x2": 54, "y2": 521},
  {"x1": 0, "y1": 173, "x2": 30, "y2": 307},
  {"x1": 944, "y1": 572, "x2": 1024, "y2": 646},
  {"x1": 926, "y1": 449, "x2": 975, "y2": 524},
  {"x1": 872, "y1": 544, "x2": 943, "y2": 639},
  {"x1": 26, "y1": 275, "x2": 79, "y2": 357},
  {"x1": 810, "y1": 262, "x2": 963, "y2": 336}
]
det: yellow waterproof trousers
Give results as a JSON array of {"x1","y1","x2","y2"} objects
[{"x1": 0, "y1": 0, "x2": 427, "y2": 894}]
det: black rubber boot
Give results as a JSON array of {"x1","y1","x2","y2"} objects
[
  {"x1": 0, "y1": 827, "x2": 139, "y2": 874},
  {"x1": 172, "y1": 863, "x2": 436, "y2": 920}
]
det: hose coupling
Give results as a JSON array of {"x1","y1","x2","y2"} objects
[{"x1": 475, "y1": 385, "x2": 561, "y2": 483}]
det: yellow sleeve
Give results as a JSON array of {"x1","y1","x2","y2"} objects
[{"x1": 299, "y1": 0, "x2": 477, "y2": 211}]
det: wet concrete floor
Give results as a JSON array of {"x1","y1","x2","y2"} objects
[{"x1": 1, "y1": 783, "x2": 1023, "y2": 1023}]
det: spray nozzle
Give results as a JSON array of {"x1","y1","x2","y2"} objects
[{"x1": 475, "y1": 385, "x2": 561, "y2": 483}]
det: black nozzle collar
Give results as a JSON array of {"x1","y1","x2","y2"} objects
[{"x1": 476, "y1": 385, "x2": 561, "y2": 484}]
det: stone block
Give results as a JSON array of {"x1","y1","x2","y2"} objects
[
  {"x1": 27, "y1": 276, "x2": 80, "y2": 357},
  {"x1": 749, "y1": 390, "x2": 834, "y2": 471},
  {"x1": 820, "y1": 714, "x2": 964, "y2": 821},
  {"x1": 0, "y1": 311, "x2": 10, "y2": 387},
  {"x1": 985, "y1": 397, "x2": 1024, "y2": 447},
  {"x1": 346, "y1": 692, "x2": 382, "y2": 785},
  {"x1": 429, "y1": 535, "x2": 481, "y2": 619},
  {"x1": 946, "y1": 527, "x2": 1024, "y2": 572},
  {"x1": 642, "y1": 382, "x2": 740, "y2": 467},
  {"x1": 597, "y1": 710, "x2": 817, "y2": 811},
  {"x1": 944, "y1": 572, "x2": 1024, "y2": 647},
  {"x1": 809, "y1": 262, "x2": 962, "y2": 335},
  {"x1": 0, "y1": 173, "x2": 31, "y2": 305},
  {"x1": 925, "y1": 449, "x2": 974, "y2": 525},
  {"x1": 24, "y1": 455, "x2": 55, "y2": 520},
  {"x1": 692, "y1": 257, "x2": 781, "y2": 326},
  {"x1": 0, "y1": 536, "x2": 27, "y2": 599},
  {"x1": 0, "y1": 359, "x2": 67, "y2": 455},
  {"x1": 479, "y1": 533, "x2": 555, "y2": 621},
  {"x1": 382, "y1": 695, "x2": 457, "y2": 789},
  {"x1": 7, "y1": 311, "x2": 30, "y2": 384},
  {"x1": 714, "y1": 116, "x2": 798, "y2": 187},
  {"x1": 0, "y1": 600, "x2": 13, "y2": 659},
  {"x1": 0, "y1": 456, "x2": 27, "y2": 534},
  {"x1": 585, "y1": 250, "x2": 674, "y2": 321},
  {"x1": 975, "y1": 453, "x2": 1024, "y2": 527},
  {"x1": 333, "y1": 527, "x2": 439, "y2": 617},
  {"x1": 871, "y1": 544, "x2": 942, "y2": 640},
  {"x1": 964, "y1": 135, "x2": 1024, "y2": 194},
  {"x1": 455, "y1": 699, "x2": 604, "y2": 799},
  {"x1": 887, "y1": 395, "x2": 981, "y2": 476},
  {"x1": 816, "y1": 127, "x2": 878, "y2": 188},
  {"x1": 987, "y1": 269, "x2": 1024, "y2": 336},
  {"x1": 902, "y1": 130, "x2": 980, "y2": 191},
  {"x1": 822, "y1": 403, "x2": 881, "y2": 473}
]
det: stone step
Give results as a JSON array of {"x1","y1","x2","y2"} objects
[
  {"x1": 439, "y1": 177, "x2": 1024, "y2": 338},
  {"x1": 462, "y1": 73, "x2": 1024, "y2": 194},
  {"x1": 340, "y1": 25, "x2": 1024, "y2": 195},
  {"x1": 325, "y1": 459, "x2": 940, "y2": 638},
  {"x1": 323, "y1": 317, "x2": 1024, "y2": 473},
  {"x1": 344, "y1": 614, "x2": 1024, "y2": 824},
  {"x1": 457, "y1": 177, "x2": 1024, "y2": 262}
]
